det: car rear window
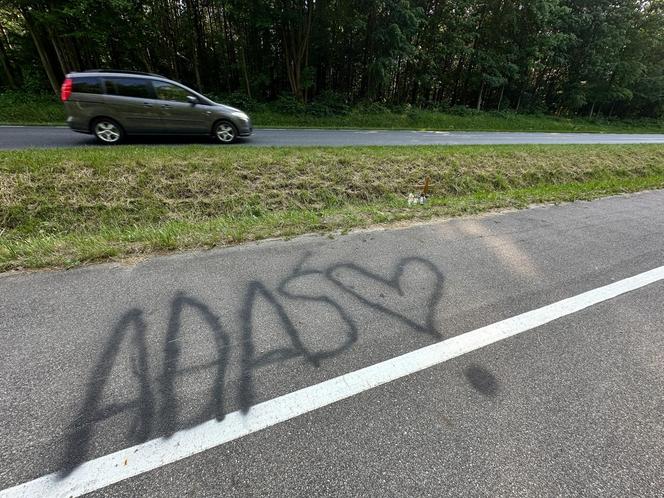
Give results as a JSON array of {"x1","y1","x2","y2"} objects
[
  {"x1": 72, "y1": 76, "x2": 102, "y2": 94},
  {"x1": 103, "y1": 77, "x2": 154, "y2": 99}
]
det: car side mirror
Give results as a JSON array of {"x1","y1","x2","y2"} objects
[{"x1": 186, "y1": 95, "x2": 198, "y2": 105}]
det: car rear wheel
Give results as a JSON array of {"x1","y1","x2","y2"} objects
[
  {"x1": 93, "y1": 118, "x2": 124, "y2": 144},
  {"x1": 213, "y1": 120, "x2": 237, "y2": 144}
]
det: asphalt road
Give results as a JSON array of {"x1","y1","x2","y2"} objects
[
  {"x1": 2, "y1": 125, "x2": 664, "y2": 149},
  {"x1": 1, "y1": 191, "x2": 664, "y2": 496}
]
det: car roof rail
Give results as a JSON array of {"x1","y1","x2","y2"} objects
[{"x1": 81, "y1": 69, "x2": 165, "y2": 78}]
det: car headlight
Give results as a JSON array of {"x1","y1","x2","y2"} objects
[{"x1": 231, "y1": 111, "x2": 249, "y2": 121}]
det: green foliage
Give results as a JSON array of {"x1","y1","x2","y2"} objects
[
  {"x1": 447, "y1": 106, "x2": 482, "y2": 117},
  {"x1": 306, "y1": 91, "x2": 350, "y2": 116},
  {"x1": 1, "y1": 89, "x2": 663, "y2": 133},
  {"x1": 273, "y1": 94, "x2": 306, "y2": 114},
  {"x1": 0, "y1": 91, "x2": 64, "y2": 123},
  {"x1": 0, "y1": 0, "x2": 662, "y2": 119},
  {"x1": 208, "y1": 92, "x2": 261, "y2": 112}
]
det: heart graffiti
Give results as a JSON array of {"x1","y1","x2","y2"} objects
[{"x1": 61, "y1": 255, "x2": 445, "y2": 474}]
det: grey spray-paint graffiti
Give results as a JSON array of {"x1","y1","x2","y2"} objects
[{"x1": 61, "y1": 256, "x2": 445, "y2": 474}]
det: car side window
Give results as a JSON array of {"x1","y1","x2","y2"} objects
[
  {"x1": 152, "y1": 81, "x2": 193, "y2": 103},
  {"x1": 72, "y1": 76, "x2": 102, "y2": 94},
  {"x1": 104, "y1": 77, "x2": 154, "y2": 99}
]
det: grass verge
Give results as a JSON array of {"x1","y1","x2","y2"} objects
[
  {"x1": 2, "y1": 144, "x2": 664, "y2": 272},
  {"x1": 250, "y1": 109, "x2": 664, "y2": 134}
]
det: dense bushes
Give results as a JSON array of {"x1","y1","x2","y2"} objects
[{"x1": 1, "y1": 90, "x2": 662, "y2": 133}]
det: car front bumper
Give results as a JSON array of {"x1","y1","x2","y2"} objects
[{"x1": 237, "y1": 119, "x2": 253, "y2": 137}]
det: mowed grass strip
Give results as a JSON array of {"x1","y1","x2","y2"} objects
[{"x1": 1, "y1": 144, "x2": 664, "y2": 271}]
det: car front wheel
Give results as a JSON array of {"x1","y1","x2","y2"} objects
[{"x1": 213, "y1": 120, "x2": 237, "y2": 144}]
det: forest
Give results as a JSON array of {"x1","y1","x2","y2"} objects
[{"x1": 0, "y1": 0, "x2": 663, "y2": 119}]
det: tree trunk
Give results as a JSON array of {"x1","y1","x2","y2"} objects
[
  {"x1": 476, "y1": 81, "x2": 485, "y2": 111},
  {"x1": 0, "y1": 35, "x2": 17, "y2": 89},
  {"x1": 392, "y1": 55, "x2": 402, "y2": 103},
  {"x1": 283, "y1": 30, "x2": 299, "y2": 98},
  {"x1": 0, "y1": 22, "x2": 13, "y2": 51},
  {"x1": 450, "y1": 55, "x2": 465, "y2": 106},
  {"x1": 47, "y1": 26, "x2": 69, "y2": 75},
  {"x1": 281, "y1": 0, "x2": 314, "y2": 101},
  {"x1": 410, "y1": 78, "x2": 419, "y2": 105},
  {"x1": 303, "y1": 35, "x2": 310, "y2": 103},
  {"x1": 359, "y1": 5, "x2": 375, "y2": 98},
  {"x1": 239, "y1": 46, "x2": 251, "y2": 98},
  {"x1": 192, "y1": 42, "x2": 202, "y2": 90},
  {"x1": 140, "y1": 48, "x2": 154, "y2": 73},
  {"x1": 186, "y1": 0, "x2": 204, "y2": 90},
  {"x1": 497, "y1": 85, "x2": 504, "y2": 111},
  {"x1": 22, "y1": 11, "x2": 60, "y2": 95}
]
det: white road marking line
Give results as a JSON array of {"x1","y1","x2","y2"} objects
[
  {"x1": 0, "y1": 125, "x2": 68, "y2": 128},
  {"x1": 2, "y1": 265, "x2": 663, "y2": 498}
]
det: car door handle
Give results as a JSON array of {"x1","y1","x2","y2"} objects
[
  {"x1": 161, "y1": 104, "x2": 172, "y2": 109},
  {"x1": 143, "y1": 102, "x2": 152, "y2": 108}
]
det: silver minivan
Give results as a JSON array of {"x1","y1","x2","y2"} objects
[{"x1": 61, "y1": 70, "x2": 253, "y2": 144}]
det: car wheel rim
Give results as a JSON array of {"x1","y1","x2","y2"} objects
[
  {"x1": 95, "y1": 122, "x2": 120, "y2": 143},
  {"x1": 216, "y1": 123, "x2": 235, "y2": 142}
]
